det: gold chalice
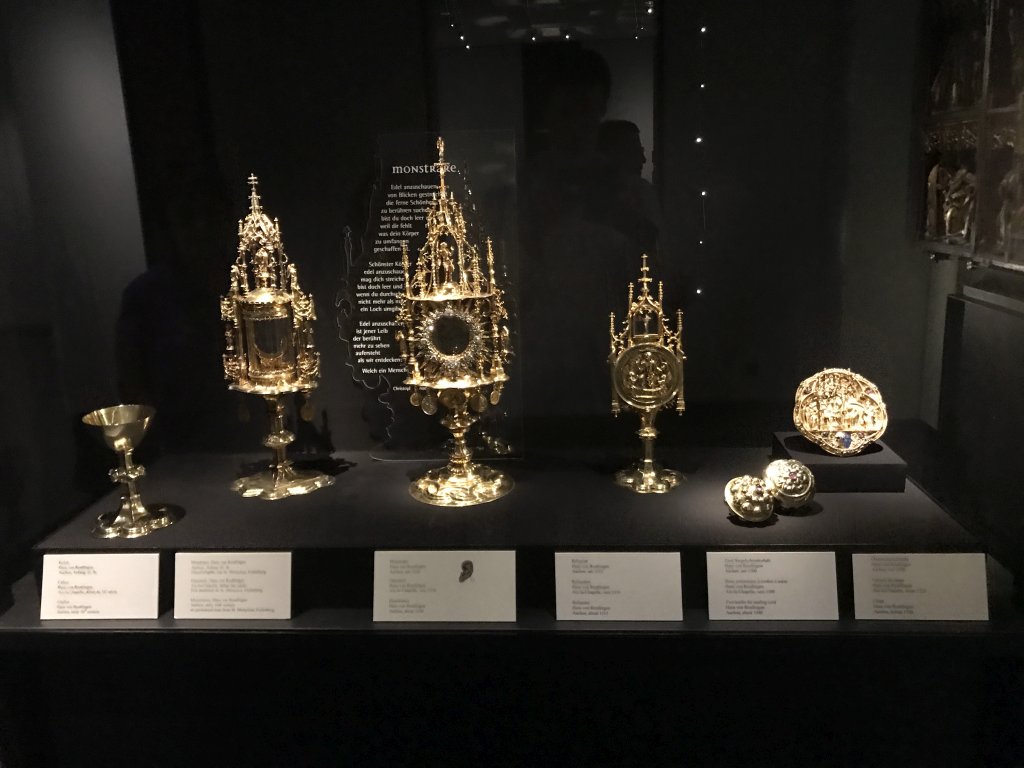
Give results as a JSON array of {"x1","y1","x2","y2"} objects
[{"x1": 82, "y1": 404, "x2": 182, "y2": 539}]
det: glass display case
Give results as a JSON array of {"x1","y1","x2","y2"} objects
[{"x1": 1, "y1": 0, "x2": 1023, "y2": 765}]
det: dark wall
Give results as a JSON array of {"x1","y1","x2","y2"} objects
[
  {"x1": 0, "y1": 0, "x2": 145, "y2": 551},
  {"x1": 104, "y1": 0, "x2": 934, "y2": 442},
  {"x1": 839, "y1": 0, "x2": 929, "y2": 419},
  {"x1": 110, "y1": 0, "x2": 874, "y2": 436},
  {"x1": 0, "y1": 0, "x2": 936, "y2": 543},
  {"x1": 110, "y1": 0, "x2": 432, "y2": 452},
  {"x1": 941, "y1": 288, "x2": 1024, "y2": 570},
  {"x1": 659, "y1": 0, "x2": 848, "y2": 406}
]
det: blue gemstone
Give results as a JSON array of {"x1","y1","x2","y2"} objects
[{"x1": 837, "y1": 431, "x2": 852, "y2": 448}]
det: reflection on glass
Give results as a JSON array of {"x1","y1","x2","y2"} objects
[
  {"x1": 245, "y1": 311, "x2": 297, "y2": 386},
  {"x1": 428, "y1": 0, "x2": 660, "y2": 417}
]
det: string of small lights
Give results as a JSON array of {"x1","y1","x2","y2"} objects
[
  {"x1": 633, "y1": 1, "x2": 654, "y2": 40},
  {"x1": 445, "y1": 0, "x2": 471, "y2": 50},
  {"x1": 695, "y1": 21, "x2": 708, "y2": 295},
  {"x1": 449, "y1": 3, "x2": 663, "y2": 52}
]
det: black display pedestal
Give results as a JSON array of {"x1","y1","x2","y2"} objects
[
  {"x1": 5, "y1": 436, "x2": 1023, "y2": 768},
  {"x1": 772, "y1": 431, "x2": 908, "y2": 492},
  {"x1": 25, "y1": 443, "x2": 981, "y2": 622}
]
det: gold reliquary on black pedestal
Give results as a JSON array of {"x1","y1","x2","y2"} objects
[
  {"x1": 221, "y1": 174, "x2": 334, "y2": 500},
  {"x1": 395, "y1": 137, "x2": 512, "y2": 506},
  {"x1": 609, "y1": 254, "x2": 686, "y2": 493}
]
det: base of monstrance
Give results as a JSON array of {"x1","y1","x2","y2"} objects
[
  {"x1": 409, "y1": 463, "x2": 513, "y2": 507},
  {"x1": 614, "y1": 462, "x2": 683, "y2": 494}
]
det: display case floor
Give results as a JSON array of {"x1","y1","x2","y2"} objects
[
  {"x1": 21, "y1": 442, "x2": 1000, "y2": 625},
  {"x1": 37, "y1": 446, "x2": 977, "y2": 552}
]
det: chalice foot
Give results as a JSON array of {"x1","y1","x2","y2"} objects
[{"x1": 92, "y1": 504, "x2": 183, "y2": 539}]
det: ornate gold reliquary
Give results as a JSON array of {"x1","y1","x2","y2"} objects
[
  {"x1": 221, "y1": 174, "x2": 333, "y2": 500},
  {"x1": 609, "y1": 254, "x2": 686, "y2": 493},
  {"x1": 395, "y1": 138, "x2": 512, "y2": 506}
]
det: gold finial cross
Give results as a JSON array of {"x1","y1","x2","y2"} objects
[
  {"x1": 638, "y1": 253, "x2": 652, "y2": 295},
  {"x1": 247, "y1": 173, "x2": 261, "y2": 213},
  {"x1": 436, "y1": 136, "x2": 447, "y2": 197}
]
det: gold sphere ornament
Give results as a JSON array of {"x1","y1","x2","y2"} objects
[
  {"x1": 395, "y1": 137, "x2": 512, "y2": 506},
  {"x1": 724, "y1": 475, "x2": 776, "y2": 522},
  {"x1": 793, "y1": 368, "x2": 887, "y2": 457},
  {"x1": 764, "y1": 458, "x2": 815, "y2": 509}
]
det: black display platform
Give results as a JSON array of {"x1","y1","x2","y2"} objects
[
  {"x1": 772, "y1": 431, "x2": 908, "y2": 492},
  {"x1": 30, "y1": 444, "x2": 984, "y2": 618}
]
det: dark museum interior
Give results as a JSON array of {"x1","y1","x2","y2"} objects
[{"x1": 1, "y1": 0, "x2": 1023, "y2": 765}]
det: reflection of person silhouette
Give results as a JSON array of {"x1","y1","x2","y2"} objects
[
  {"x1": 522, "y1": 47, "x2": 650, "y2": 419},
  {"x1": 526, "y1": 48, "x2": 612, "y2": 239},
  {"x1": 598, "y1": 120, "x2": 662, "y2": 251}
]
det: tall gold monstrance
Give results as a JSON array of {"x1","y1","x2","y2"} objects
[
  {"x1": 221, "y1": 175, "x2": 334, "y2": 499},
  {"x1": 609, "y1": 255, "x2": 686, "y2": 493},
  {"x1": 396, "y1": 138, "x2": 512, "y2": 506}
]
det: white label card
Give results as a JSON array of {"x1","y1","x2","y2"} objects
[
  {"x1": 706, "y1": 551, "x2": 839, "y2": 620},
  {"x1": 40, "y1": 553, "x2": 160, "y2": 620},
  {"x1": 173, "y1": 552, "x2": 292, "y2": 620},
  {"x1": 554, "y1": 552, "x2": 683, "y2": 621},
  {"x1": 852, "y1": 553, "x2": 989, "y2": 621},
  {"x1": 373, "y1": 550, "x2": 516, "y2": 622}
]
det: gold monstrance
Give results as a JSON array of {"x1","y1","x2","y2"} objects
[
  {"x1": 221, "y1": 175, "x2": 334, "y2": 500},
  {"x1": 609, "y1": 255, "x2": 686, "y2": 493},
  {"x1": 396, "y1": 137, "x2": 512, "y2": 506}
]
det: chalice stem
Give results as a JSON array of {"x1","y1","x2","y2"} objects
[{"x1": 120, "y1": 448, "x2": 143, "y2": 523}]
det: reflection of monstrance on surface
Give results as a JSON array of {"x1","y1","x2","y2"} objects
[
  {"x1": 609, "y1": 255, "x2": 686, "y2": 493},
  {"x1": 793, "y1": 368, "x2": 887, "y2": 457},
  {"x1": 221, "y1": 175, "x2": 334, "y2": 500},
  {"x1": 396, "y1": 137, "x2": 512, "y2": 506}
]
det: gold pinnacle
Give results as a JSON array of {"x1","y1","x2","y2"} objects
[
  {"x1": 436, "y1": 137, "x2": 447, "y2": 197},
  {"x1": 247, "y1": 173, "x2": 261, "y2": 213},
  {"x1": 638, "y1": 253, "x2": 652, "y2": 295}
]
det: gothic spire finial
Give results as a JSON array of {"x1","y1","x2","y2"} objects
[
  {"x1": 247, "y1": 173, "x2": 261, "y2": 213},
  {"x1": 638, "y1": 253, "x2": 652, "y2": 296},
  {"x1": 436, "y1": 137, "x2": 447, "y2": 198}
]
